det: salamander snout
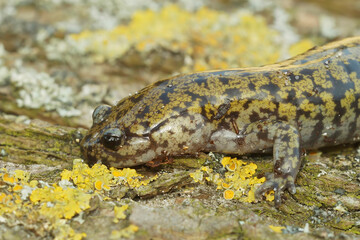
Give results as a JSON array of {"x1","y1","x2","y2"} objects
[{"x1": 80, "y1": 133, "x2": 99, "y2": 166}]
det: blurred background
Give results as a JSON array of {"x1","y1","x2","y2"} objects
[{"x1": 0, "y1": 0, "x2": 359, "y2": 128}]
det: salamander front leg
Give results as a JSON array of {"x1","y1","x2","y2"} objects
[{"x1": 255, "y1": 123, "x2": 301, "y2": 207}]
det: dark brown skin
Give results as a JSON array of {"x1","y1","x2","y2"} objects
[{"x1": 81, "y1": 37, "x2": 360, "y2": 207}]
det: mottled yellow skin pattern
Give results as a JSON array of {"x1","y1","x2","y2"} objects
[{"x1": 81, "y1": 37, "x2": 360, "y2": 206}]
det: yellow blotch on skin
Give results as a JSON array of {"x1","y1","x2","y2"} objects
[
  {"x1": 340, "y1": 89, "x2": 356, "y2": 119},
  {"x1": 341, "y1": 89, "x2": 355, "y2": 109},
  {"x1": 293, "y1": 75, "x2": 314, "y2": 98},
  {"x1": 319, "y1": 92, "x2": 336, "y2": 117},
  {"x1": 299, "y1": 99, "x2": 317, "y2": 118},
  {"x1": 313, "y1": 69, "x2": 333, "y2": 89},
  {"x1": 204, "y1": 102, "x2": 217, "y2": 120},
  {"x1": 278, "y1": 103, "x2": 297, "y2": 120},
  {"x1": 329, "y1": 62, "x2": 350, "y2": 83},
  {"x1": 350, "y1": 72, "x2": 360, "y2": 91}
]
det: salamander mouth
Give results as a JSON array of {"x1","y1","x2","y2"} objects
[
  {"x1": 80, "y1": 140, "x2": 97, "y2": 166},
  {"x1": 80, "y1": 134, "x2": 103, "y2": 166},
  {"x1": 80, "y1": 139, "x2": 138, "y2": 168},
  {"x1": 80, "y1": 131, "x2": 154, "y2": 168}
]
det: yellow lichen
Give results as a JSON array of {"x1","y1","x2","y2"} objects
[
  {"x1": 2, "y1": 173, "x2": 15, "y2": 184},
  {"x1": 61, "y1": 159, "x2": 113, "y2": 191},
  {"x1": 269, "y1": 225, "x2": 285, "y2": 233},
  {"x1": 61, "y1": 159, "x2": 157, "y2": 191},
  {"x1": 69, "y1": 5, "x2": 285, "y2": 71},
  {"x1": 113, "y1": 204, "x2": 129, "y2": 223},
  {"x1": 112, "y1": 167, "x2": 158, "y2": 188},
  {"x1": 13, "y1": 184, "x2": 23, "y2": 192},
  {"x1": 265, "y1": 190, "x2": 275, "y2": 201},
  {"x1": 0, "y1": 168, "x2": 87, "y2": 240},
  {"x1": 190, "y1": 157, "x2": 269, "y2": 203},
  {"x1": 52, "y1": 220, "x2": 87, "y2": 240},
  {"x1": 110, "y1": 224, "x2": 139, "y2": 239},
  {"x1": 223, "y1": 189, "x2": 235, "y2": 200},
  {"x1": 289, "y1": 39, "x2": 314, "y2": 57},
  {"x1": 0, "y1": 158, "x2": 154, "y2": 240},
  {"x1": 30, "y1": 185, "x2": 92, "y2": 219},
  {"x1": 189, "y1": 169, "x2": 204, "y2": 183}
]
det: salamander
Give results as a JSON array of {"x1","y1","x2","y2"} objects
[{"x1": 81, "y1": 37, "x2": 360, "y2": 206}]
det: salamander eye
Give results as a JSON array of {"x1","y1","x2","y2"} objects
[
  {"x1": 101, "y1": 128, "x2": 125, "y2": 150},
  {"x1": 92, "y1": 105, "x2": 112, "y2": 125}
]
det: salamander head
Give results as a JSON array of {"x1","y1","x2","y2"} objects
[
  {"x1": 80, "y1": 104, "x2": 155, "y2": 168},
  {"x1": 81, "y1": 73, "x2": 212, "y2": 167}
]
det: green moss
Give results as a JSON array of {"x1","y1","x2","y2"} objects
[
  {"x1": 349, "y1": 227, "x2": 360, "y2": 235},
  {"x1": 172, "y1": 156, "x2": 207, "y2": 169},
  {"x1": 331, "y1": 219, "x2": 355, "y2": 230},
  {"x1": 134, "y1": 171, "x2": 192, "y2": 197},
  {"x1": 210, "y1": 225, "x2": 244, "y2": 240}
]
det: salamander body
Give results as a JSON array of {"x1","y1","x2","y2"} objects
[{"x1": 81, "y1": 37, "x2": 360, "y2": 206}]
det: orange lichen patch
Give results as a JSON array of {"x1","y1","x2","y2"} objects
[
  {"x1": 222, "y1": 157, "x2": 239, "y2": 171},
  {"x1": 307, "y1": 151, "x2": 322, "y2": 161},
  {"x1": 222, "y1": 157, "x2": 246, "y2": 170},
  {"x1": 13, "y1": 184, "x2": 23, "y2": 192},
  {"x1": 110, "y1": 224, "x2": 139, "y2": 239},
  {"x1": 94, "y1": 180, "x2": 103, "y2": 190},
  {"x1": 113, "y1": 204, "x2": 129, "y2": 223},
  {"x1": 2, "y1": 173, "x2": 15, "y2": 184},
  {"x1": 190, "y1": 157, "x2": 269, "y2": 203},
  {"x1": 221, "y1": 182, "x2": 232, "y2": 189},
  {"x1": 102, "y1": 183, "x2": 111, "y2": 191},
  {"x1": 223, "y1": 189, "x2": 235, "y2": 200}
]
